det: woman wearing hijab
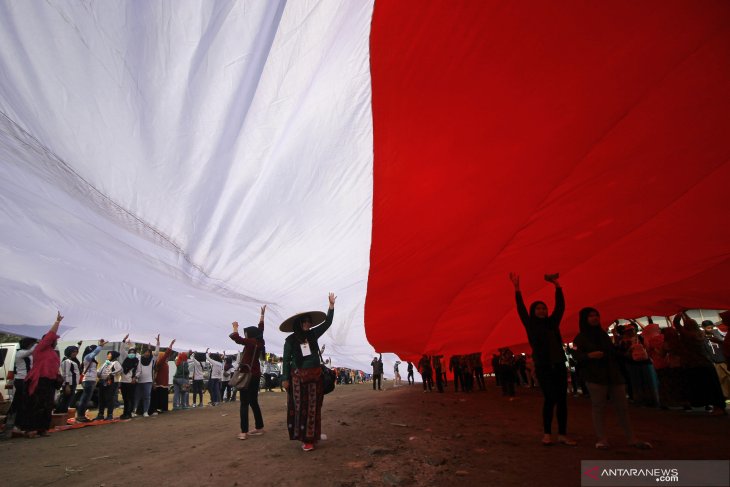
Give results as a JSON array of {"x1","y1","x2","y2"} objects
[
  {"x1": 96, "y1": 350, "x2": 123, "y2": 420},
  {"x1": 281, "y1": 294, "x2": 336, "y2": 451},
  {"x1": 190, "y1": 351, "x2": 206, "y2": 407},
  {"x1": 118, "y1": 336, "x2": 137, "y2": 420},
  {"x1": 151, "y1": 337, "x2": 175, "y2": 414},
  {"x1": 229, "y1": 305, "x2": 267, "y2": 440},
  {"x1": 56, "y1": 343, "x2": 82, "y2": 414},
  {"x1": 76, "y1": 339, "x2": 107, "y2": 423},
  {"x1": 510, "y1": 272, "x2": 576, "y2": 446},
  {"x1": 9, "y1": 336, "x2": 38, "y2": 425},
  {"x1": 16, "y1": 312, "x2": 63, "y2": 438},
  {"x1": 206, "y1": 349, "x2": 224, "y2": 406},
  {"x1": 222, "y1": 356, "x2": 234, "y2": 401},
  {"x1": 574, "y1": 307, "x2": 652, "y2": 449},
  {"x1": 133, "y1": 344, "x2": 156, "y2": 417},
  {"x1": 173, "y1": 351, "x2": 190, "y2": 410}
]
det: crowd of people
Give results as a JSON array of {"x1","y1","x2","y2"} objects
[
  {"x1": 3, "y1": 281, "x2": 729, "y2": 453},
  {"x1": 4, "y1": 294, "x2": 341, "y2": 452}
]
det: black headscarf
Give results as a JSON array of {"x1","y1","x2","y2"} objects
[
  {"x1": 122, "y1": 348, "x2": 139, "y2": 375},
  {"x1": 20, "y1": 337, "x2": 37, "y2": 350},
  {"x1": 244, "y1": 326, "x2": 266, "y2": 354},
  {"x1": 140, "y1": 347, "x2": 154, "y2": 366},
  {"x1": 82, "y1": 345, "x2": 98, "y2": 364},
  {"x1": 193, "y1": 352, "x2": 206, "y2": 363},
  {"x1": 224, "y1": 356, "x2": 234, "y2": 372},
  {"x1": 529, "y1": 300, "x2": 548, "y2": 319},
  {"x1": 578, "y1": 307, "x2": 613, "y2": 351},
  {"x1": 108, "y1": 350, "x2": 120, "y2": 361},
  {"x1": 62, "y1": 346, "x2": 81, "y2": 371}
]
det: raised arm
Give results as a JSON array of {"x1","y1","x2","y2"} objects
[
  {"x1": 258, "y1": 305, "x2": 266, "y2": 333},
  {"x1": 85, "y1": 339, "x2": 107, "y2": 362},
  {"x1": 312, "y1": 293, "x2": 337, "y2": 339},
  {"x1": 510, "y1": 273, "x2": 530, "y2": 326},
  {"x1": 549, "y1": 276, "x2": 565, "y2": 324}
]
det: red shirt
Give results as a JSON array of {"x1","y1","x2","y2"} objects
[
  {"x1": 154, "y1": 348, "x2": 172, "y2": 387},
  {"x1": 26, "y1": 331, "x2": 60, "y2": 395},
  {"x1": 229, "y1": 319, "x2": 264, "y2": 377}
]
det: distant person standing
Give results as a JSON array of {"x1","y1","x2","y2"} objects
[
  {"x1": 371, "y1": 354, "x2": 384, "y2": 390},
  {"x1": 394, "y1": 361, "x2": 402, "y2": 387},
  {"x1": 510, "y1": 272, "x2": 576, "y2": 446},
  {"x1": 433, "y1": 355, "x2": 445, "y2": 393},
  {"x1": 418, "y1": 355, "x2": 433, "y2": 392},
  {"x1": 449, "y1": 355, "x2": 462, "y2": 392},
  {"x1": 407, "y1": 362, "x2": 414, "y2": 385},
  {"x1": 473, "y1": 353, "x2": 486, "y2": 391}
]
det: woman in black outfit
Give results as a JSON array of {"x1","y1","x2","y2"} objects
[
  {"x1": 573, "y1": 307, "x2": 652, "y2": 449},
  {"x1": 510, "y1": 272, "x2": 576, "y2": 446}
]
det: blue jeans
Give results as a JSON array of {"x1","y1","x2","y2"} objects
[
  {"x1": 208, "y1": 378, "x2": 221, "y2": 403},
  {"x1": 76, "y1": 381, "x2": 96, "y2": 418},
  {"x1": 173, "y1": 378, "x2": 189, "y2": 408},
  {"x1": 134, "y1": 382, "x2": 152, "y2": 413}
]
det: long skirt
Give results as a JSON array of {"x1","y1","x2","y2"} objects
[
  {"x1": 287, "y1": 367, "x2": 323, "y2": 443},
  {"x1": 16, "y1": 378, "x2": 56, "y2": 432}
]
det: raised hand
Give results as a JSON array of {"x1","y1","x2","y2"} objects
[
  {"x1": 509, "y1": 272, "x2": 520, "y2": 290},
  {"x1": 328, "y1": 292, "x2": 337, "y2": 308},
  {"x1": 232, "y1": 321, "x2": 239, "y2": 332},
  {"x1": 122, "y1": 333, "x2": 130, "y2": 343},
  {"x1": 205, "y1": 347, "x2": 209, "y2": 354},
  {"x1": 260, "y1": 305, "x2": 267, "y2": 317},
  {"x1": 99, "y1": 338, "x2": 108, "y2": 347},
  {"x1": 169, "y1": 339, "x2": 176, "y2": 348},
  {"x1": 156, "y1": 334, "x2": 161, "y2": 344},
  {"x1": 56, "y1": 311, "x2": 64, "y2": 323}
]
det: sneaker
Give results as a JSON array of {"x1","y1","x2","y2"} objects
[
  {"x1": 105, "y1": 416, "x2": 113, "y2": 421},
  {"x1": 302, "y1": 443, "x2": 315, "y2": 451},
  {"x1": 143, "y1": 413, "x2": 149, "y2": 418},
  {"x1": 76, "y1": 417, "x2": 90, "y2": 423},
  {"x1": 248, "y1": 429, "x2": 265, "y2": 436},
  {"x1": 151, "y1": 412, "x2": 158, "y2": 416},
  {"x1": 131, "y1": 413, "x2": 138, "y2": 418},
  {"x1": 191, "y1": 404, "x2": 197, "y2": 408}
]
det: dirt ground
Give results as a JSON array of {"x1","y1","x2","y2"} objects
[{"x1": 2, "y1": 379, "x2": 728, "y2": 487}]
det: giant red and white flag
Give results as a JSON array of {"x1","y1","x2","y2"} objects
[{"x1": 0, "y1": 1, "x2": 728, "y2": 367}]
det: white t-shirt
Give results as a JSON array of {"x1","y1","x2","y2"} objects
[
  {"x1": 14, "y1": 346, "x2": 35, "y2": 380},
  {"x1": 207, "y1": 354, "x2": 223, "y2": 380},
  {"x1": 136, "y1": 358, "x2": 156, "y2": 383},
  {"x1": 60, "y1": 358, "x2": 81, "y2": 385},
  {"x1": 98, "y1": 360, "x2": 123, "y2": 382}
]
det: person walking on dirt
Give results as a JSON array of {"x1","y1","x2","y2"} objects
[
  {"x1": 281, "y1": 293, "x2": 337, "y2": 451},
  {"x1": 229, "y1": 305, "x2": 267, "y2": 440},
  {"x1": 418, "y1": 355, "x2": 433, "y2": 392},
  {"x1": 371, "y1": 353, "x2": 384, "y2": 390},
  {"x1": 406, "y1": 362, "x2": 414, "y2": 385}
]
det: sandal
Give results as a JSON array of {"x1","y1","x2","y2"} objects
[
  {"x1": 248, "y1": 429, "x2": 265, "y2": 436},
  {"x1": 631, "y1": 441, "x2": 652, "y2": 450},
  {"x1": 237, "y1": 433, "x2": 248, "y2": 440},
  {"x1": 541, "y1": 435, "x2": 554, "y2": 446},
  {"x1": 557, "y1": 435, "x2": 577, "y2": 446}
]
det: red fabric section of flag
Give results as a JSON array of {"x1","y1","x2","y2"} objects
[{"x1": 367, "y1": 0, "x2": 730, "y2": 360}]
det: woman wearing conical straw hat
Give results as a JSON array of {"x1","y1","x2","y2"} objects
[{"x1": 280, "y1": 293, "x2": 336, "y2": 452}]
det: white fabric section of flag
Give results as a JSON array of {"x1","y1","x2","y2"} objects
[{"x1": 0, "y1": 1, "x2": 376, "y2": 367}]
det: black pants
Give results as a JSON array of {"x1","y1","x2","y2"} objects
[
  {"x1": 536, "y1": 363, "x2": 568, "y2": 435},
  {"x1": 153, "y1": 386, "x2": 169, "y2": 412},
  {"x1": 687, "y1": 366, "x2": 726, "y2": 409},
  {"x1": 422, "y1": 373, "x2": 433, "y2": 391},
  {"x1": 240, "y1": 381, "x2": 264, "y2": 433},
  {"x1": 120, "y1": 382, "x2": 136, "y2": 417},
  {"x1": 9, "y1": 378, "x2": 27, "y2": 417},
  {"x1": 500, "y1": 366, "x2": 515, "y2": 396},
  {"x1": 461, "y1": 370, "x2": 474, "y2": 392},
  {"x1": 435, "y1": 370, "x2": 444, "y2": 393},
  {"x1": 474, "y1": 367, "x2": 486, "y2": 390},
  {"x1": 452, "y1": 368, "x2": 462, "y2": 391},
  {"x1": 97, "y1": 382, "x2": 119, "y2": 418},
  {"x1": 407, "y1": 371, "x2": 414, "y2": 385},
  {"x1": 192, "y1": 379, "x2": 205, "y2": 405},
  {"x1": 373, "y1": 374, "x2": 382, "y2": 390}
]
